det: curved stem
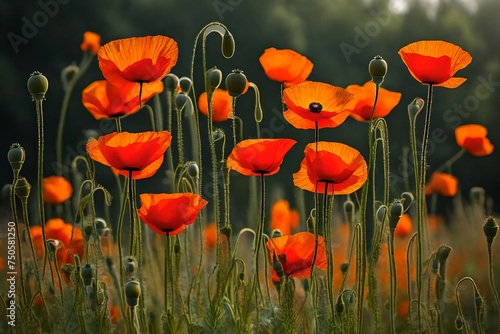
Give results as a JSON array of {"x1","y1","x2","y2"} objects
[
  {"x1": 486, "y1": 242, "x2": 500, "y2": 332},
  {"x1": 436, "y1": 148, "x2": 466, "y2": 173},
  {"x1": 388, "y1": 229, "x2": 397, "y2": 334}
]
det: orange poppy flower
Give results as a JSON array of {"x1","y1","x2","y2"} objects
[
  {"x1": 293, "y1": 142, "x2": 368, "y2": 195},
  {"x1": 203, "y1": 222, "x2": 218, "y2": 252},
  {"x1": 455, "y1": 124, "x2": 494, "y2": 156},
  {"x1": 270, "y1": 199, "x2": 300, "y2": 235},
  {"x1": 82, "y1": 80, "x2": 163, "y2": 120},
  {"x1": 398, "y1": 40, "x2": 472, "y2": 88},
  {"x1": 80, "y1": 31, "x2": 101, "y2": 55},
  {"x1": 86, "y1": 131, "x2": 171, "y2": 179},
  {"x1": 394, "y1": 213, "x2": 413, "y2": 238},
  {"x1": 346, "y1": 81, "x2": 402, "y2": 121},
  {"x1": 283, "y1": 81, "x2": 356, "y2": 129},
  {"x1": 98, "y1": 35, "x2": 178, "y2": 89},
  {"x1": 226, "y1": 138, "x2": 296, "y2": 176},
  {"x1": 137, "y1": 193, "x2": 208, "y2": 236},
  {"x1": 259, "y1": 48, "x2": 313, "y2": 87},
  {"x1": 266, "y1": 231, "x2": 327, "y2": 281},
  {"x1": 425, "y1": 172, "x2": 458, "y2": 197},
  {"x1": 198, "y1": 89, "x2": 233, "y2": 122},
  {"x1": 43, "y1": 176, "x2": 73, "y2": 204},
  {"x1": 30, "y1": 218, "x2": 84, "y2": 265}
]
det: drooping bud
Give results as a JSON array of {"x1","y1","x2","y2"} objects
[
  {"x1": 389, "y1": 202, "x2": 404, "y2": 230},
  {"x1": 164, "y1": 74, "x2": 179, "y2": 92},
  {"x1": 483, "y1": 216, "x2": 498, "y2": 243},
  {"x1": 271, "y1": 229, "x2": 282, "y2": 238},
  {"x1": 175, "y1": 93, "x2": 188, "y2": 110},
  {"x1": 8, "y1": 144, "x2": 25, "y2": 176},
  {"x1": 208, "y1": 67, "x2": 223, "y2": 91},
  {"x1": 212, "y1": 128, "x2": 225, "y2": 142},
  {"x1": 61, "y1": 64, "x2": 80, "y2": 92},
  {"x1": 335, "y1": 298, "x2": 344, "y2": 314},
  {"x1": 46, "y1": 239, "x2": 61, "y2": 254},
  {"x1": 307, "y1": 211, "x2": 315, "y2": 232},
  {"x1": 27, "y1": 71, "x2": 49, "y2": 101},
  {"x1": 80, "y1": 263, "x2": 95, "y2": 286},
  {"x1": 226, "y1": 69, "x2": 248, "y2": 97},
  {"x1": 368, "y1": 55, "x2": 387, "y2": 85},
  {"x1": 186, "y1": 162, "x2": 199, "y2": 179},
  {"x1": 221, "y1": 30, "x2": 235, "y2": 59},
  {"x1": 125, "y1": 280, "x2": 141, "y2": 307},
  {"x1": 14, "y1": 177, "x2": 31, "y2": 201},
  {"x1": 221, "y1": 225, "x2": 232, "y2": 240},
  {"x1": 95, "y1": 218, "x2": 107, "y2": 236},
  {"x1": 408, "y1": 98, "x2": 425, "y2": 117},
  {"x1": 400, "y1": 192, "x2": 414, "y2": 212},
  {"x1": 376, "y1": 205, "x2": 387, "y2": 223},
  {"x1": 179, "y1": 77, "x2": 192, "y2": 94},
  {"x1": 454, "y1": 315, "x2": 464, "y2": 330}
]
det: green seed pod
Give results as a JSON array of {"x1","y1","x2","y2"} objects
[
  {"x1": 179, "y1": 77, "x2": 192, "y2": 94},
  {"x1": 226, "y1": 69, "x2": 247, "y2": 97},
  {"x1": 208, "y1": 67, "x2": 222, "y2": 91},
  {"x1": 8, "y1": 143, "x2": 25, "y2": 175},
  {"x1": 125, "y1": 280, "x2": 141, "y2": 307},
  {"x1": 164, "y1": 73, "x2": 179, "y2": 92},
  {"x1": 271, "y1": 229, "x2": 282, "y2": 238},
  {"x1": 368, "y1": 55, "x2": 387, "y2": 85},
  {"x1": 221, "y1": 30, "x2": 235, "y2": 59},
  {"x1": 61, "y1": 64, "x2": 80, "y2": 92},
  {"x1": 80, "y1": 263, "x2": 95, "y2": 286},
  {"x1": 27, "y1": 71, "x2": 49, "y2": 101},
  {"x1": 15, "y1": 177, "x2": 31, "y2": 200},
  {"x1": 175, "y1": 93, "x2": 187, "y2": 110},
  {"x1": 483, "y1": 216, "x2": 498, "y2": 243},
  {"x1": 95, "y1": 218, "x2": 107, "y2": 236}
]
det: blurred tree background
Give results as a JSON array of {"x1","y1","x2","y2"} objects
[{"x1": 1, "y1": 0, "x2": 499, "y2": 227}]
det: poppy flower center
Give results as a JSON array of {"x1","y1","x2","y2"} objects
[{"x1": 308, "y1": 102, "x2": 323, "y2": 113}]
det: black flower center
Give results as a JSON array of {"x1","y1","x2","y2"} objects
[{"x1": 309, "y1": 102, "x2": 323, "y2": 113}]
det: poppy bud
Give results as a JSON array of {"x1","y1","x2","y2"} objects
[
  {"x1": 401, "y1": 192, "x2": 414, "y2": 212},
  {"x1": 95, "y1": 218, "x2": 107, "y2": 236},
  {"x1": 27, "y1": 71, "x2": 49, "y2": 101},
  {"x1": 83, "y1": 129, "x2": 100, "y2": 140},
  {"x1": 46, "y1": 239, "x2": 61, "y2": 254},
  {"x1": 221, "y1": 30, "x2": 235, "y2": 59},
  {"x1": 335, "y1": 299, "x2": 344, "y2": 314},
  {"x1": 271, "y1": 229, "x2": 282, "y2": 238},
  {"x1": 340, "y1": 263, "x2": 349, "y2": 275},
  {"x1": 221, "y1": 225, "x2": 232, "y2": 239},
  {"x1": 186, "y1": 162, "x2": 199, "y2": 179},
  {"x1": 14, "y1": 177, "x2": 31, "y2": 201},
  {"x1": 307, "y1": 213, "x2": 315, "y2": 232},
  {"x1": 83, "y1": 224, "x2": 93, "y2": 240},
  {"x1": 408, "y1": 98, "x2": 425, "y2": 117},
  {"x1": 239, "y1": 271, "x2": 245, "y2": 282},
  {"x1": 174, "y1": 238, "x2": 181, "y2": 254},
  {"x1": 376, "y1": 205, "x2": 387, "y2": 223},
  {"x1": 208, "y1": 67, "x2": 222, "y2": 91},
  {"x1": 226, "y1": 70, "x2": 247, "y2": 97},
  {"x1": 470, "y1": 187, "x2": 485, "y2": 207},
  {"x1": 272, "y1": 253, "x2": 284, "y2": 279},
  {"x1": 124, "y1": 256, "x2": 137, "y2": 276},
  {"x1": 179, "y1": 77, "x2": 192, "y2": 94},
  {"x1": 8, "y1": 143, "x2": 25, "y2": 176},
  {"x1": 455, "y1": 315, "x2": 464, "y2": 330},
  {"x1": 175, "y1": 93, "x2": 187, "y2": 110},
  {"x1": 212, "y1": 129, "x2": 225, "y2": 142},
  {"x1": 343, "y1": 199, "x2": 355, "y2": 224},
  {"x1": 165, "y1": 74, "x2": 179, "y2": 92},
  {"x1": 80, "y1": 263, "x2": 95, "y2": 286},
  {"x1": 368, "y1": 55, "x2": 387, "y2": 85},
  {"x1": 389, "y1": 202, "x2": 404, "y2": 230},
  {"x1": 61, "y1": 64, "x2": 80, "y2": 92},
  {"x1": 437, "y1": 245, "x2": 452, "y2": 263},
  {"x1": 483, "y1": 216, "x2": 498, "y2": 243},
  {"x1": 125, "y1": 279, "x2": 141, "y2": 307}
]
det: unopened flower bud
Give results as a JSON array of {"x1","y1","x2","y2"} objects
[
  {"x1": 28, "y1": 71, "x2": 49, "y2": 101},
  {"x1": 124, "y1": 256, "x2": 137, "y2": 276},
  {"x1": 272, "y1": 253, "x2": 284, "y2": 279},
  {"x1": 174, "y1": 238, "x2": 181, "y2": 254},
  {"x1": 483, "y1": 216, "x2": 498, "y2": 243},
  {"x1": 15, "y1": 177, "x2": 31, "y2": 200},
  {"x1": 226, "y1": 70, "x2": 247, "y2": 97},
  {"x1": 212, "y1": 129, "x2": 224, "y2": 142},
  {"x1": 369, "y1": 55, "x2": 387, "y2": 85},
  {"x1": 47, "y1": 239, "x2": 61, "y2": 253},
  {"x1": 475, "y1": 292, "x2": 483, "y2": 310},
  {"x1": 221, "y1": 225, "x2": 232, "y2": 239},
  {"x1": 179, "y1": 77, "x2": 192, "y2": 94},
  {"x1": 389, "y1": 202, "x2": 404, "y2": 230},
  {"x1": 175, "y1": 93, "x2": 187, "y2": 110},
  {"x1": 80, "y1": 263, "x2": 95, "y2": 286},
  {"x1": 344, "y1": 199, "x2": 355, "y2": 224},
  {"x1": 83, "y1": 224, "x2": 93, "y2": 240},
  {"x1": 186, "y1": 162, "x2": 199, "y2": 179},
  {"x1": 408, "y1": 98, "x2": 425, "y2": 117},
  {"x1": 165, "y1": 74, "x2": 179, "y2": 92},
  {"x1": 307, "y1": 214, "x2": 315, "y2": 232},
  {"x1": 95, "y1": 218, "x2": 107, "y2": 236},
  {"x1": 335, "y1": 299, "x2": 344, "y2": 314},
  {"x1": 455, "y1": 315, "x2": 464, "y2": 330},
  {"x1": 437, "y1": 245, "x2": 452, "y2": 263},
  {"x1": 401, "y1": 192, "x2": 414, "y2": 211},
  {"x1": 340, "y1": 263, "x2": 349, "y2": 275},
  {"x1": 271, "y1": 229, "x2": 282, "y2": 238},
  {"x1": 8, "y1": 144, "x2": 25, "y2": 176},
  {"x1": 208, "y1": 67, "x2": 222, "y2": 91},
  {"x1": 376, "y1": 205, "x2": 387, "y2": 223},
  {"x1": 61, "y1": 64, "x2": 80, "y2": 92},
  {"x1": 125, "y1": 280, "x2": 141, "y2": 307},
  {"x1": 221, "y1": 30, "x2": 235, "y2": 59}
]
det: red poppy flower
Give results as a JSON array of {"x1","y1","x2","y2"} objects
[
  {"x1": 259, "y1": 48, "x2": 313, "y2": 87},
  {"x1": 86, "y1": 131, "x2": 172, "y2": 179},
  {"x1": 266, "y1": 231, "x2": 327, "y2": 281},
  {"x1": 98, "y1": 35, "x2": 178, "y2": 89},
  {"x1": 425, "y1": 172, "x2": 458, "y2": 197},
  {"x1": 398, "y1": 40, "x2": 472, "y2": 88},
  {"x1": 43, "y1": 176, "x2": 73, "y2": 204},
  {"x1": 80, "y1": 31, "x2": 101, "y2": 55},
  {"x1": 137, "y1": 193, "x2": 208, "y2": 236},
  {"x1": 283, "y1": 81, "x2": 356, "y2": 129},
  {"x1": 346, "y1": 81, "x2": 402, "y2": 121},
  {"x1": 293, "y1": 142, "x2": 368, "y2": 195},
  {"x1": 455, "y1": 124, "x2": 494, "y2": 156},
  {"x1": 270, "y1": 199, "x2": 300, "y2": 235},
  {"x1": 82, "y1": 80, "x2": 163, "y2": 120},
  {"x1": 226, "y1": 138, "x2": 296, "y2": 176},
  {"x1": 198, "y1": 88, "x2": 233, "y2": 122}
]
